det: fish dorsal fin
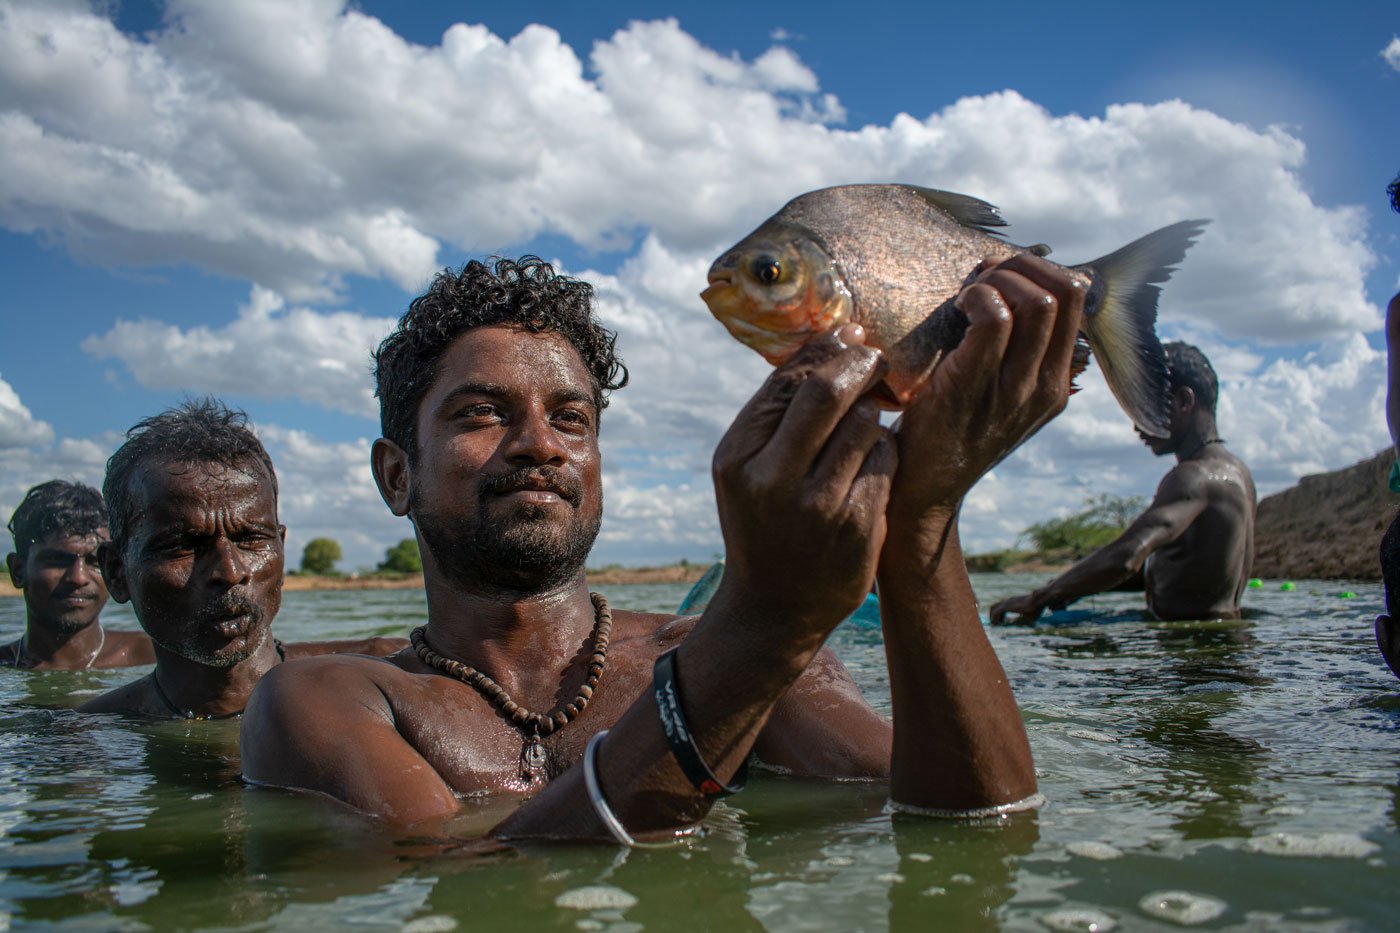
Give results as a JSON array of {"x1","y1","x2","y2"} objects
[{"x1": 903, "y1": 186, "x2": 1008, "y2": 235}]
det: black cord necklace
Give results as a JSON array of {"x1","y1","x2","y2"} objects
[{"x1": 149, "y1": 638, "x2": 287, "y2": 720}]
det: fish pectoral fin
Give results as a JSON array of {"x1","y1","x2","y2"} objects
[
  {"x1": 1074, "y1": 219, "x2": 1210, "y2": 436},
  {"x1": 903, "y1": 186, "x2": 1008, "y2": 235}
]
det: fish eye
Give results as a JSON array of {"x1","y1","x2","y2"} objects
[{"x1": 751, "y1": 256, "x2": 782, "y2": 285}]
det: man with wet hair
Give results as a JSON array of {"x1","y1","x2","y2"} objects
[
  {"x1": 244, "y1": 252, "x2": 1082, "y2": 840},
  {"x1": 991, "y1": 341, "x2": 1257, "y2": 625},
  {"x1": 4, "y1": 480, "x2": 154, "y2": 669},
  {"x1": 80, "y1": 399, "x2": 405, "y2": 718}
]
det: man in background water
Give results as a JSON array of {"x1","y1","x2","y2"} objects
[
  {"x1": 3, "y1": 480, "x2": 154, "y2": 669},
  {"x1": 991, "y1": 342, "x2": 1256, "y2": 624},
  {"x1": 80, "y1": 400, "x2": 405, "y2": 718}
]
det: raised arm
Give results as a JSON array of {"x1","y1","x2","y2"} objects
[
  {"x1": 989, "y1": 475, "x2": 1208, "y2": 625},
  {"x1": 495, "y1": 327, "x2": 897, "y2": 840},
  {"x1": 876, "y1": 254, "x2": 1084, "y2": 814}
]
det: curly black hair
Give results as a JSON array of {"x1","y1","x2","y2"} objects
[
  {"x1": 1165, "y1": 341, "x2": 1219, "y2": 416},
  {"x1": 374, "y1": 256, "x2": 628, "y2": 458},
  {"x1": 7, "y1": 480, "x2": 108, "y2": 563},
  {"x1": 104, "y1": 398, "x2": 277, "y2": 550},
  {"x1": 1389, "y1": 173, "x2": 1399, "y2": 215}
]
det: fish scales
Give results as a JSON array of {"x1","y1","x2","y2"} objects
[
  {"x1": 777, "y1": 185, "x2": 1025, "y2": 401},
  {"x1": 702, "y1": 184, "x2": 1207, "y2": 435}
]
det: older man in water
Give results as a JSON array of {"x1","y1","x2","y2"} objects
[
  {"x1": 80, "y1": 400, "x2": 406, "y2": 719},
  {"x1": 4, "y1": 480, "x2": 154, "y2": 669},
  {"x1": 991, "y1": 341, "x2": 1256, "y2": 625},
  {"x1": 242, "y1": 252, "x2": 1081, "y2": 839}
]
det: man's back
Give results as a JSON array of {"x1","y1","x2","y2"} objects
[{"x1": 1145, "y1": 443, "x2": 1256, "y2": 620}]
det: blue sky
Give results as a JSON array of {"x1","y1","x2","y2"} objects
[{"x1": 1, "y1": 0, "x2": 1397, "y2": 571}]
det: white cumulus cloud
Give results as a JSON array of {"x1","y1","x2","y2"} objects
[
  {"x1": 81, "y1": 287, "x2": 395, "y2": 417},
  {"x1": 0, "y1": 374, "x2": 54, "y2": 450},
  {"x1": 1384, "y1": 37, "x2": 1400, "y2": 72}
]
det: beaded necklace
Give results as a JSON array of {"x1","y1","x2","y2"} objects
[{"x1": 410, "y1": 592, "x2": 611, "y2": 782}]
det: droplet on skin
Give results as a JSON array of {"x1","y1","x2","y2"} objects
[
  {"x1": 1138, "y1": 891, "x2": 1227, "y2": 926},
  {"x1": 555, "y1": 885, "x2": 639, "y2": 911}
]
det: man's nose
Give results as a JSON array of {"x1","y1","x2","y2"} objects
[
  {"x1": 63, "y1": 555, "x2": 94, "y2": 586},
  {"x1": 207, "y1": 537, "x2": 252, "y2": 586},
  {"x1": 503, "y1": 411, "x2": 568, "y2": 464}
]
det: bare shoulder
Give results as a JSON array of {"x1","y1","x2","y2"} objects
[
  {"x1": 281, "y1": 636, "x2": 410, "y2": 660},
  {"x1": 608, "y1": 608, "x2": 696, "y2": 652},
  {"x1": 78, "y1": 675, "x2": 161, "y2": 716},
  {"x1": 250, "y1": 653, "x2": 403, "y2": 712}
]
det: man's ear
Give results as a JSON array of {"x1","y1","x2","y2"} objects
[
  {"x1": 372, "y1": 438, "x2": 412, "y2": 518},
  {"x1": 99, "y1": 541, "x2": 130, "y2": 604},
  {"x1": 1175, "y1": 386, "x2": 1197, "y2": 413},
  {"x1": 5, "y1": 552, "x2": 22, "y2": 589}
]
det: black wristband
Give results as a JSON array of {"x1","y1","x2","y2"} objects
[{"x1": 652, "y1": 648, "x2": 748, "y2": 797}]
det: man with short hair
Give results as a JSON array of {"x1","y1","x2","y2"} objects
[
  {"x1": 4, "y1": 480, "x2": 154, "y2": 669},
  {"x1": 243, "y1": 252, "x2": 1083, "y2": 840},
  {"x1": 80, "y1": 400, "x2": 405, "y2": 718},
  {"x1": 991, "y1": 341, "x2": 1256, "y2": 625}
]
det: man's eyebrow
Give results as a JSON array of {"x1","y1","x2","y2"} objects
[{"x1": 435, "y1": 383, "x2": 509, "y2": 410}]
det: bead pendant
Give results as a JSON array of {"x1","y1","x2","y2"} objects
[{"x1": 520, "y1": 736, "x2": 548, "y2": 781}]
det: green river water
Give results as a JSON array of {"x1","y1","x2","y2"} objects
[{"x1": 1, "y1": 575, "x2": 1397, "y2": 931}]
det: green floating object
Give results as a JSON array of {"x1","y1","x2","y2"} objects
[
  {"x1": 1280, "y1": 581, "x2": 1296, "y2": 592},
  {"x1": 1338, "y1": 591, "x2": 1357, "y2": 599},
  {"x1": 1247, "y1": 578, "x2": 1263, "y2": 589}
]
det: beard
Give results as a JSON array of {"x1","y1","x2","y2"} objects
[
  {"x1": 412, "y1": 466, "x2": 602, "y2": 596},
  {"x1": 156, "y1": 591, "x2": 272, "y2": 668}
]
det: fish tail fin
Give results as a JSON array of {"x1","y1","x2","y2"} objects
[{"x1": 1074, "y1": 219, "x2": 1209, "y2": 436}]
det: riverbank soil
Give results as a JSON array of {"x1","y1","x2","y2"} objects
[{"x1": 1251, "y1": 448, "x2": 1398, "y2": 582}]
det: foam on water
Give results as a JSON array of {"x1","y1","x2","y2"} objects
[
  {"x1": 554, "y1": 886, "x2": 639, "y2": 911},
  {"x1": 1138, "y1": 891, "x2": 1227, "y2": 925},
  {"x1": 1041, "y1": 908, "x2": 1118, "y2": 932},
  {"x1": 1242, "y1": 832, "x2": 1381, "y2": 858},
  {"x1": 1065, "y1": 841, "x2": 1123, "y2": 860}
]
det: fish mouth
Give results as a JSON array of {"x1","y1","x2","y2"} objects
[{"x1": 700, "y1": 269, "x2": 734, "y2": 307}]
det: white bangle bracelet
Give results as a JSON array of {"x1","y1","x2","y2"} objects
[
  {"x1": 583, "y1": 729, "x2": 703, "y2": 849},
  {"x1": 885, "y1": 792, "x2": 1046, "y2": 819},
  {"x1": 584, "y1": 730, "x2": 637, "y2": 847}
]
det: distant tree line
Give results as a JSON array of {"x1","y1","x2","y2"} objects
[{"x1": 294, "y1": 536, "x2": 422, "y2": 577}]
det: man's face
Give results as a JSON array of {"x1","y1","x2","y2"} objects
[
  {"x1": 406, "y1": 325, "x2": 603, "y2": 593},
  {"x1": 108, "y1": 459, "x2": 285, "y2": 667},
  {"x1": 8, "y1": 529, "x2": 109, "y2": 634},
  {"x1": 1136, "y1": 428, "x2": 1176, "y2": 457}
]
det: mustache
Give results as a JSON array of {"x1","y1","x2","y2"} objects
[
  {"x1": 194, "y1": 593, "x2": 261, "y2": 624},
  {"x1": 479, "y1": 466, "x2": 581, "y2": 506}
]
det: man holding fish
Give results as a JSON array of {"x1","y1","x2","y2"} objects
[{"x1": 240, "y1": 182, "x2": 1204, "y2": 834}]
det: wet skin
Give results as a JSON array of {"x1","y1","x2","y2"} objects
[
  {"x1": 244, "y1": 256, "x2": 1076, "y2": 836},
  {"x1": 3, "y1": 529, "x2": 154, "y2": 670},
  {"x1": 79, "y1": 460, "x2": 404, "y2": 718},
  {"x1": 990, "y1": 386, "x2": 1256, "y2": 625}
]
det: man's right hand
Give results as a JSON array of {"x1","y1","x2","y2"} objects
[
  {"x1": 710, "y1": 324, "x2": 897, "y2": 647},
  {"x1": 989, "y1": 593, "x2": 1046, "y2": 626}
]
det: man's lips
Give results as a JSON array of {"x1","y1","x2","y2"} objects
[{"x1": 481, "y1": 469, "x2": 580, "y2": 506}]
